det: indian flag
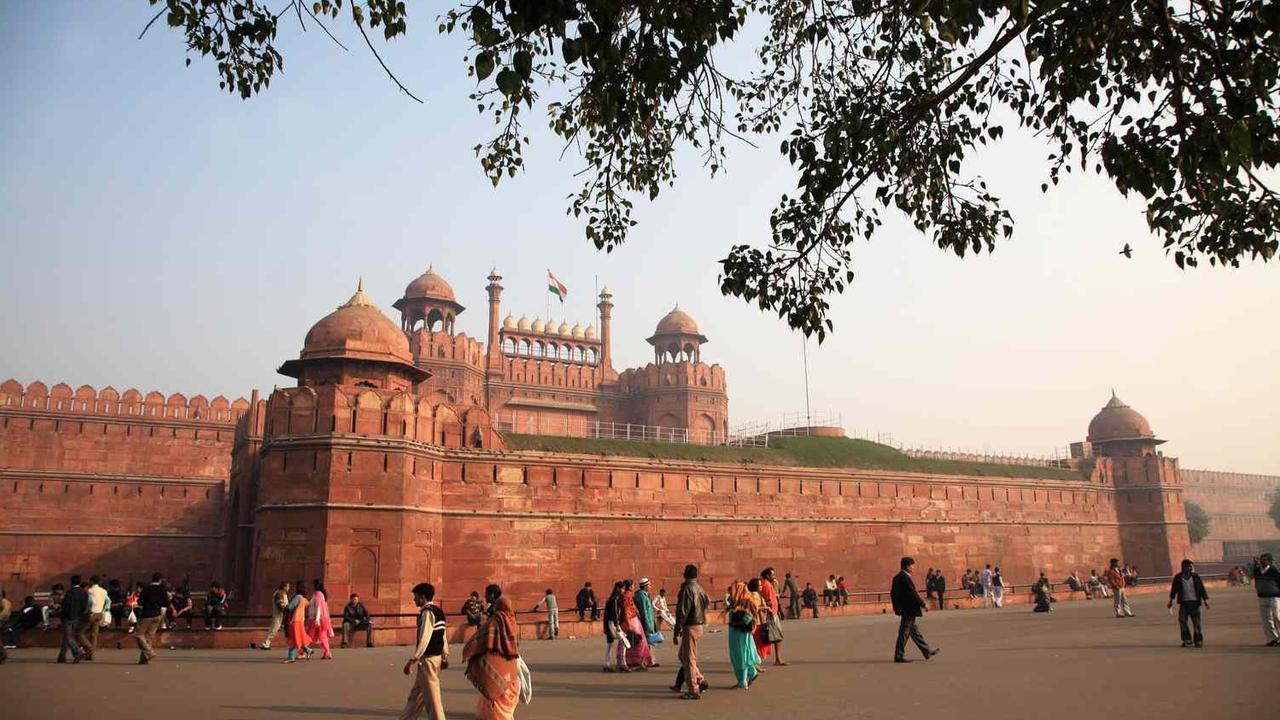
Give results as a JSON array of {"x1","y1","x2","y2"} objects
[{"x1": 547, "y1": 271, "x2": 567, "y2": 302}]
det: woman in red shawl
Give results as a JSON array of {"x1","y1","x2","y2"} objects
[
  {"x1": 621, "y1": 579, "x2": 653, "y2": 668},
  {"x1": 464, "y1": 584, "x2": 522, "y2": 720}
]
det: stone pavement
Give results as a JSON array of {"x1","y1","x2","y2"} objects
[{"x1": 1, "y1": 587, "x2": 1275, "y2": 720}]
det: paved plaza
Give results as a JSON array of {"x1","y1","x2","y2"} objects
[{"x1": 2, "y1": 588, "x2": 1275, "y2": 720}]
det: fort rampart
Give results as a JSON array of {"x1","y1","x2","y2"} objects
[{"x1": 0, "y1": 380, "x2": 247, "y2": 597}]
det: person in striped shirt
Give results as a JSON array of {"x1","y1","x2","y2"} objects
[{"x1": 402, "y1": 582, "x2": 449, "y2": 720}]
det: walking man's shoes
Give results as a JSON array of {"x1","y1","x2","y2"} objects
[{"x1": 893, "y1": 658, "x2": 911, "y2": 663}]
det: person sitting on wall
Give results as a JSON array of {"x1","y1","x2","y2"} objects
[
  {"x1": 823, "y1": 575, "x2": 837, "y2": 607},
  {"x1": 1088, "y1": 569, "x2": 1108, "y2": 599},
  {"x1": 168, "y1": 587, "x2": 194, "y2": 630},
  {"x1": 342, "y1": 593, "x2": 374, "y2": 648},
  {"x1": 4, "y1": 595, "x2": 42, "y2": 648},
  {"x1": 107, "y1": 579, "x2": 126, "y2": 628},
  {"x1": 204, "y1": 582, "x2": 228, "y2": 630},
  {"x1": 836, "y1": 576, "x2": 849, "y2": 605},
  {"x1": 42, "y1": 583, "x2": 65, "y2": 629},
  {"x1": 575, "y1": 582, "x2": 599, "y2": 622},
  {"x1": 461, "y1": 591, "x2": 485, "y2": 627},
  {"x1": 1065, "y1": 571, "x2": 1084, "y2": 593},
  {"x1": 801, "y1": 583, "x2": 819, "y2": 618},
  {"x1": 1032, "y1": 573, "x2": 1055, "y2": 613}
]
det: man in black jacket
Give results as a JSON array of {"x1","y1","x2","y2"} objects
[
  {"x1": 56, "y1": 575, "x2": 89, "y2": 663},
  {"x1": 576, "y1": 581, "x2": 599, "y2": 622},
  {"x1": 134, "y1": 573, "x2": 169, "y2": 665},
  {"x1": 891, "y1": 557, "x2": 938, "y2": 663},
  {"x1": 1167, "y1": 559, "x2": 1210, "y2": 647},
  {"x1": 342, "y1": 593, "x2": 374, "y2": 648}
]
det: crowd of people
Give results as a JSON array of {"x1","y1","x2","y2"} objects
[{"x1": 4, "y1": 551, "x2": 1279, "y2": 720}]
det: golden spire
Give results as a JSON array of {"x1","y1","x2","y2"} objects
[{"x1": 343, "y1": 278, "x2": 375, "y2": 308}]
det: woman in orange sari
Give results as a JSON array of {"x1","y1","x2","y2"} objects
[
  {"x1": 464, "y1": 584, "x2": 522, "y2": 720},
  {"x1": 284, "y1": 578, "x2": 313, "y2": 663}
]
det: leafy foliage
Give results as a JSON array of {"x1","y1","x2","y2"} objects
[
  {"x1": 1184, "y1": 499, "x2": 1210, "y2": 544},
  {"x1": 148, "y1": 0, "x2": 1279, "y2": 339}
]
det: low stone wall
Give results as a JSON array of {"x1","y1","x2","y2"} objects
[{"x1": 17, "y1": 581, "x2": 1222, "y2": 651}]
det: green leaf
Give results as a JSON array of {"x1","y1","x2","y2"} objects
[
  {"x1": 496, "y1": 68, "x2": 521, "y2": 97},
  {"x1": 475, "y1": 52, "x2": 494, "y2": 81}
]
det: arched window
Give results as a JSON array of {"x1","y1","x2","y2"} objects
[
  {"x1": 502, "y1": 337, "x2": 516, "y2": 354},
  {"x1": 572, "y1": 346, "x2": 584, "y2": 362},
  {"x1": 518, "y1": 339, "x2": 530, "y2": 356},
  {"x1": 585, "y1": 348, "x2": 597, "y2": 365}
]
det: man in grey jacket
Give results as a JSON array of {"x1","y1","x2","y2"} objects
[{"x1": 673, "y1": 564, "x2": 709, "y2": 700}]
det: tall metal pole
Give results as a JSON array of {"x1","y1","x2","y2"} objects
[{"x1": 802, "y1": 334, "x2": 812, "y2": 425}]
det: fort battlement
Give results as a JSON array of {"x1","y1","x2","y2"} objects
[
  {"x1": 618, "y1": 362, "x2": 727, "y2": 392},
  {"x1": 0, "y1": 379, "x2": 250, "y2": 425}
]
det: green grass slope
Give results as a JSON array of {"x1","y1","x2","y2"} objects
[{"x1": 502, "y1": 434, "x2": 1083, "y2": 481}]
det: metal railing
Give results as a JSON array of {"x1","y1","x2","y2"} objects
[{"x1": 495, "y1": 414, "x2": 756, "y2": 447}]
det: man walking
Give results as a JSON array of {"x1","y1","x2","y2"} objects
[
  {"x1": 82, "y1": 575, "x2": 109, "y2": 659},
  {"x1": 980, "y1": 564, "x2": 994, "y2": 608},
  {"x1": 1167, "y1": 559, "x2": 1209, "y2": 647},
  {"x1": 1106, "y1": 558, "x2": 1134, "y2": 617},
  {"x1": 783, "y1": 572, "x2": 801, "y2": 620},
  {"x1": 401, "y1": 582, "x2": 448, "y2": 720},
  {"x1": 261, "y1": 581, "x2": 290, "y2": 650},
  {"x1": 343, "y1": 592, "x2": 374, "y2": 648},
  {"x1": 1253, "y1": 552, "x2": 1280, "y2": 646},
  {"x1": 673, "y1": 564, "x2": 709, "y2": 700},
  {"x1": 134, "y1": 573, "x2": 168, "y2": 665},
  {"x1": 891, "y1": 557, "x2": 938, "y2": 663},
  {"x1": 56, "y1": 575, "x2": 89, "y2": 663}
]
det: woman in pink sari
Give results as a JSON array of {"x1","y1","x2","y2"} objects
[
  {"x1": 464, "y1": 585, "x2": 522, "y2": 720},
  {"x1": 306, "y1": 579, "x2": 335, "y2": 660},
  {"x1": 621, "y1": 580, "x2": 653, "y2": 668}
]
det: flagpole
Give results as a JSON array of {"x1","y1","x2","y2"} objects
[{"x1": 546, "y1": 268, "x2": 550, "y2": 321}]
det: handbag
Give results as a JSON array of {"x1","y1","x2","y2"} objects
[
  {"x1": 647, "y1": 631, "x2": 664, "y2": 645},
  {"x1": 100, "y1": 609, "x2": 113, "y2": 627},
  {"x1": 763, "y1": 611, "x2": 784, "y2": 644},
  {"x1": 727, "y1": 609, "x2": 755, "y2": 632}
]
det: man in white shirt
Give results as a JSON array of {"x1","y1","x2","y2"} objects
[
  {"x1": 979, "y1": 565, "x2": 994, "y2": 609},
  {"x1": 82, "y1": 575, "x2": 110, "y2": 660}
]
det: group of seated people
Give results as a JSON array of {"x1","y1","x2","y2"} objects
[{"x1": 1, "y1": 576, "x2": 232, "y2": 647}]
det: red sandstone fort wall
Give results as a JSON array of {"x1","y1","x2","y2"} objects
[
  {"x1": 1181, "y1": 468, "x2": 1280, "y2": 561},
  {"x1": 427, "y1": 451, "x2": 1129, "y2": 609},
  {"x1": 0, "y1": 380, "x2": 245, "y2": 598}
]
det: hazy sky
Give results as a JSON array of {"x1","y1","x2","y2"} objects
[{"x1": 1, "y1": 3, "x2": 1276, "y2": 474}]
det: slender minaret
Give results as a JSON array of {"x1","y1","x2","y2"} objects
[
  {"x1": 598, "y1": 286, "x2": 615, "y2": 377},
  {"x1": 485, "y1": 268, "x2": 504, "y2": 383}
]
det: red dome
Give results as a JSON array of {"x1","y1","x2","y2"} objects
[
  {"x1": 298, "y1": 285, "x2": 412, "y2": 366},
  {"x1": 654, "y1": 307, "x2": 701, "y2": 336},
  {"x1": 1087, "y1": 393, "x2": 1155, "y2": 442},
  {"x1": 402, "y1": 266, "x2": 457, "y2": 303}
]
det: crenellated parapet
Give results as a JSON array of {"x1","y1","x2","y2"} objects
[
  {"x1": 409, "y1": 330, "x2": 487, "y2": 368},
  {"x1": 263, "y1": 384, "x2": 503, "y2": 451},
  {"x1": 617, "y1": 362, "x2": 727, "y2": 392},
  {"x1": 0, "y1": 379, "x2": 249, "y2": 424}
]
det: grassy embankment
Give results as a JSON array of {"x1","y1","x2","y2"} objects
[{"x1": 502, "y1": 434, "x2": 1083, "y2": 481}]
